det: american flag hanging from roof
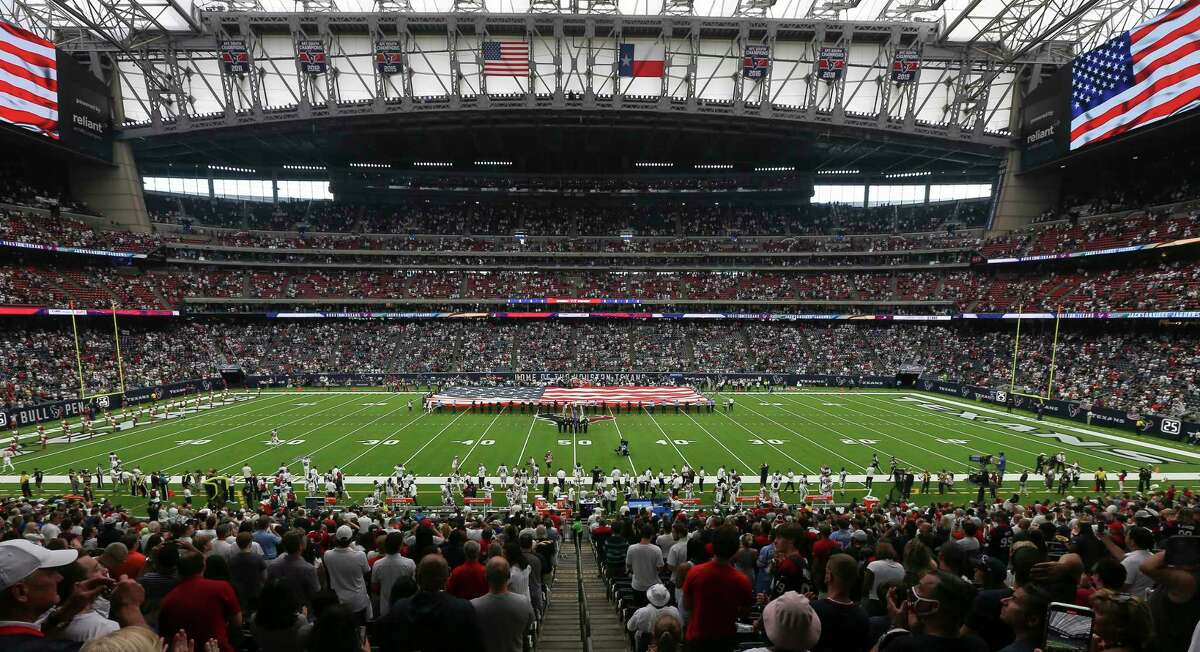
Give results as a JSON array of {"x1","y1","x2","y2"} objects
[
  {"x1": 1070, "y1": 0, "x2": 1200, "y2": 150},
  {"x1": 482, "y1": 41, "x2": 529, "y2": 76},
  {"x1": 426, "y1": 385, "x2": 709, "y2": 407},
  {"x1": 0, "y1": 21, "x2": 58, "y2": 139}
]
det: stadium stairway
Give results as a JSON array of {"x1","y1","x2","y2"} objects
[{"x1": 536, "y1": 538, "x2": 626, "y2": 652}]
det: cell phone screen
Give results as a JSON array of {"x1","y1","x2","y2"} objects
[{"x1": 1044, "y1": 602, "x2": 1094, "y2": 652}]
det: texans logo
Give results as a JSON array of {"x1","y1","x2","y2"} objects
[
  {"x1": 1068, "y1": 405, "x2": 1081, "y2": 418},
  {"x1": 922, "y1": 381, "x2": 933, "y2": 390}
]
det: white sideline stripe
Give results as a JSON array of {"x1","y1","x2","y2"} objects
[
  {"x1": 5, "y1": 473, "x2": 1195, "y2": 484},
  {"x1": 913, "y1": 393, "x2": 1200, "y2": 461}
]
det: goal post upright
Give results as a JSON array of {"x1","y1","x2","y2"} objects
[
  {"x1": 1045, "y1": 306, "x2": 1062, "y2": 400},
  {"x1": 1008, "y1": 303, "x2": 1023, "y2": 398}
]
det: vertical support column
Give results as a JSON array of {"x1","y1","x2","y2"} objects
[
  {"x1": 68, "y1": 67, "x2": 149, "y2": 232},
  {"x1": 990, "y1": 76, "x2": 1061, "y2": 234}
]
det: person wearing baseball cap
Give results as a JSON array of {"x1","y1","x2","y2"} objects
[
  {"x1": 745, "y1": 591, "x2": 822, "y2": 652},
  {"x1": 322, "y1": 525, "x2": 370, "y2": 623},
  {"x1": 0, "y1": 540, "x2": 146, "y2": 651}
]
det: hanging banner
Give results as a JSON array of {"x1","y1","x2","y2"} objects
[
  {"x1": 297, "y1": 39, "x2": 327, "y2": 75},
  {"x1": 891, "y1": 48, "x2": 920, "y2": 83},
  {"x1": 743, "y1": 45, "x2": 770, "y2": 80},
  {"x1": 816, "y1": 47, "x2": 846, "y2": 81},
  {"x1": 219, "y1": 39, "x2": 251, "y2": 75},
  {"x1": 375, "y1": 40, "x2": 403, "y2": 75}
]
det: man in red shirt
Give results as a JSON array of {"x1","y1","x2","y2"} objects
[
  {"x1": 446, "y1": 540, "x2": 488, "y2": 601},
  {"x1": 682, "y1": 524, "x2": 753, "y2": 651},
  {"x1": 811, "y1": 524, "x2": 840, "y2": 593},
  {"x1": 158, "y1": 550, "x2": 242, "y2": 652}
]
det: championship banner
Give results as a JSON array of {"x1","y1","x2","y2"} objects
[
  {"x1": 743, "y1": 45, "x2": 770, "y2": 79},
  {"x1": 375, "y1": 40, "x2": 402, "y2": 75},
  {"x1": 220, "y1": 40, "x2": 251, "y2": 75},
  {"x1": 816, "y1": 47, "x2": 846, "y2": 81},
  {"x1": 297, "y1": 40, "x2": 327, "y2": 75},
  {"x1": 891, "y1": 48, "x2": 920, "y2": 83}
]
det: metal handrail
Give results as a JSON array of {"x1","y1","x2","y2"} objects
[{"x1": 576, "y1": 535, "x2": 593, "y2": 652}]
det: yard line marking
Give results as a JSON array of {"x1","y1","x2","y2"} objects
[
  {"x1": 679, "y1": 410, "x2": 755, "y2": 473},
  {"x1": 738, "y1": 402, "x2": 874, "y2": 473},
  {"x1": 159, "y1": 394, "x2": 358, "y2": 474},
  {"x1": 516, "y1": 413, "x2": 539, "y2": 468},
  {"x1": 402, "y1": 410, "x2": 469, "y2": 467},
  {"x1": 779, "y1": 394, "x2": 975, "y2": 472},
  {"x1": 462, "y1": 408, "x2": 507, "y2": 467},
  {"x1": 607, "y1": 407, "x2": 638, "y2": 474},
  {"x1": 709, "y1": 409, "x2": 815, "y2": 475},
  {"x1": 338, "y1": 411, "x2": 429, "y2": 471},
  {"x1": 41, "y1": 395, "x2": 314, "y2": 473},
  {"x1": 226, "y1": 395, "x2": 411, "y2": 473},
  {"x1": 854, "y1": 394, "x2": 1137, "y2": 469},
  {"x1": 15, "y1": 395, "x2": 285, "y2": 467},
  {"x1": 642, "y1": 408, "x2": 692, "y2": 469}
]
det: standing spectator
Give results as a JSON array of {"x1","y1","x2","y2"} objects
[
  {"x1": 110, "y1": 534, "x2": 146, "y2": 579},
  {"x1": 1113, "y1": 526, "x2": 1155, "y2": 598},
  {"x1": 268, "y1": 529, "x2": 320, "y2": 610},
  {"x1": 682, "y1": 524, "x2": 753, "y2": 651},
  {"x1": 863, "y1": 543, "x2": 904, "y2": 616},
  {"x1": 746, "y1": 591, "x2": 822, "y2": 652},
  {"x1": 626, "y1": 584, "x2": 681, "y2": 647},
  {"x1": 627, "y1": 524, "x2": 666, "y2": 603},
  {"x1": 446, "y1": 539, "x2": 487, "y2": 601},
  {"x1": 0, "y1": 540, "x2": 147, "y2": 651},
  {"x1": 811, "y1": 554, "x2": 870, "y2": 652},
  {"x1": 251, "y1": 577, "x2": 312, "y2": 652},
  {"x1": 321, "y1": 525, "x2": 370, "y2": 623},
  {"x1": 158, "y1": 550, "x2": 242, "y2": 652},
  {"x1": 54, "y1": 554, "x2": 119, "y2": 643},
  {"x1": 253, "y1": 517, "x2": 282, "y2": 560},
  {"x1": 878, "y1": 571, "x2": 985, "y2": 652},
  {"x1": 138, "y1": 541, "x2": 180, "y2": 626},
  {"x1": 377, "y1": 554, "x2": 485, "y2": 652},
  {"x1": 470, "y1": 557, "x2": 534, "y2": 652},
  {"x1": 997, "y1": 584, "x2": 1051, "y2": 652},
  {"x1": 519, "y1": 533, "x2": 545, "y2": 613},
  {"x1": 228, "y1": 531, "x2": 268, "y2": 614},
  {"x1": 372, "y1": 531, "x2": 417, "y2": 616}
]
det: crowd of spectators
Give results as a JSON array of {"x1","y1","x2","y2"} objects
[
  {"x1": 5, "y1": 262, "x2": 1200, "y2": 314},
  {"x1": 2, "y1": 472, "x2": 1199, "y2": 652},
  {"x1": 0, "y1": 321, "x2": 1194, "y2": 419}
]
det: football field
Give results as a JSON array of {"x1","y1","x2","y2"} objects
[{"x1": 5, "y1": 388, "x2": 1200, "y2": 503}]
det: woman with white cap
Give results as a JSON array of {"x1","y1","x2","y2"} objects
[{"x1": 626, "y1": 584, "x2": 681, "y2": 652}]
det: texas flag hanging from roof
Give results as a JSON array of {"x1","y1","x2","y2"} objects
[{"x1": 618, "y1": 43, "x2": 665, "y2": 78}]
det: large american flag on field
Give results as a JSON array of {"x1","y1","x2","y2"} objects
[
  {"x1": 482, "y1": 41, "x2": 529, "y2": 76},
  {"x1": 428, "y1": 385, "x2": 709, "y2": 407},
  {"x1": 0, "y1": 22, "x2": 58, "y2": 139},
  {"x1": 1071, "y1": 0, "x2": 1200, "y2": 150}
]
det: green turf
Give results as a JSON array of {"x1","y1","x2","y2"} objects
[{"x1": 4, "y1": 388, "x2": 1198, "y2": 490}]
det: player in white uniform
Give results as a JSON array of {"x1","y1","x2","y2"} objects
[
  {"x1": 1, "y1": 446, "x2": 15, "y2": 471},
  {"x1": 109, "y1": 452, "x2": 120, "y2": 472},
  {"x1": 451, "y1": 456, "x2": 461, "y2": 475},
  {"x1": 38, "y1": 425, "x2": 47, "y2": 449},
  {"x1": 838, "y1": 468, "x2": 848, "y2": 495},
  {"x1": 798, "y1": 474, "x2": 809, "y2": 500},
  {"x1": 270, "y1": 429, "x2": 280, "y2": 446}
]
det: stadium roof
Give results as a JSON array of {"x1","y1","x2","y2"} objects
[{"x1": 0, "y1": 0, "x2": 1180, "y2": 60}]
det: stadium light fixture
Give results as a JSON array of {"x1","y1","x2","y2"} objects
[
  {"x1": 413, "y1": 161, "x2": 453, "y2": 167},
  {"x1": 661, "y1": 0, "x2": 694, "y2": 14},
  {"x1": 695, "y1": 164, "x2": 734, "y2": 169},
  {"x1": 350, "y1": 163, "x2": 390, "y2": 169},
  {"x1": 474, "y1": 161, "x2": 513, "y2": 166},
  {"x1": 733, "y1": 0, "x2": 777, "y2": 16},
  {"x1": 209, "y1": 164, "x2": 256, "y2": 174},
  {"x1": 754, "y1": 166, "x2": 795, "y2": 172},
  {"x1": 283, "y1": 164, "x2": 327, "y2": 171},
  {"x1": 816, "y1": 169, "x2": 860, "y2": 175},
  {"x1": 883, "y1": 171, "x2": 932, "y2": 179},
  {"x1": 635, "y1": 162, "x2": 673, "y2": 168}
]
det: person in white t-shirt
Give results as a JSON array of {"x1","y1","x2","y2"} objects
[
  {"x1": 371, "y1": 531, "x2": 416, "y2": 617},
  {"x1": 323, "y1": 525, "x2": 371, "y2": 622},
  {"x1": 863, "y1": 542, "x2": 905, "y2": 607}
]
